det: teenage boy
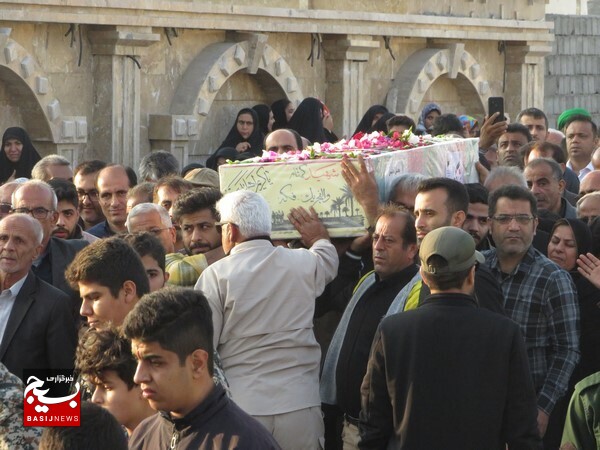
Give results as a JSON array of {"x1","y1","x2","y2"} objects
[
  {"x1": 123, "y1": 233, "x2": 169, "y2": 292},
  {"x1": 65, "y1": 237, "x2": 150, "y2": 330},
  {"x1": 40, "y1": 402, "x2": 127, "y2": 450},
  {"x1": 123, "y1": 287, "x2": 280, "y2": 449},
  {"x1": 75, "y1": 328, "x2": 155, "y2": 436}
]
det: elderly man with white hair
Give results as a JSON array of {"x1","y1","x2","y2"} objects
[
  {"x1": 196, "y1": 190, "x2": 338, "y2": 450},
  {"x1": 31, "y1": 154, "x2": 73, "y2": 182},
  {"x1": 0, "y1": 213, "x2": 77, "y2": 380},
  {"x1": 126, "y1": 202, "x2": 176, "y2": 254}
]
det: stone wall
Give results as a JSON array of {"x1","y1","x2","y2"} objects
[
  {"x1": 0, "y1": 1, "x2": 553, "y2": 168},
  {"x1": 545, "y1": 14, "x2": 600, "y2": 128},
  {"x1": 590, "y1": 0, "x2": 600, "y2": 16}
]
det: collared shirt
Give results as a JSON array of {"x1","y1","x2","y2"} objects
[
  {"x1": 567, "y1": 160, "x2": 594, "y2": 181},
  {"x1": 86, "y1": 220, "x2": 116, "y2": 238},
  {"x1": 165, "y1": 252, "x2": 208, "y2": 287},
  {"x1": 0, "y1": 275, "x2": 28, "y2": 344},
  {"x1": 196, "y1": 238, "x2": 338, "y2": 416},
  {"x1": 483, "y1": 246, "x2": 580, "y2": 414},
  {"x1": 70, "y1": 224, "x2": 99, "y2": 244}
]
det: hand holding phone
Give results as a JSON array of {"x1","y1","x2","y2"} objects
[{"x1": 488, "y1": 97, "x2": 505, "y2": 124}]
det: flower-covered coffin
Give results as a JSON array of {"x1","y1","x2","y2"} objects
[{"x1": 218, "y1": 133, "x2": 480, "y2": 239}]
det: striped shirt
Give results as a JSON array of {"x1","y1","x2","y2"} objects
[{"x1": 483, "y1": 246, "x2": 580, "y2": 415}]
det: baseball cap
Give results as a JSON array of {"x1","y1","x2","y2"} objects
[
  {"x1": 419, "y1": 227, "x2": 484, "y2": 274},
  {"x1": 183, "y1": 168, "x2": 220, "y2": 188}
]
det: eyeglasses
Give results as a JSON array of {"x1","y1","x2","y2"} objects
[
  {"x1": 12, "y1": 206, "x2": 53, "y2": 219},
  {"x1": 466, "y1": 214, "x2": 489, "y2": 226},
  {"x1": 77, "y1": 189, "x2": 99, "y2": 201},
  {"x1": 0, "y1": 203, "x2": 11, "y2": 215},
  {"x1": 579, "y1": 215, "x2": 598, "y2": 225},
  {"x1": 147, "y1": 228, "x2": 170, "y2": 237},
  {"x1": 214, "y1": 221, "x2": 236, "y2": 234},
  {"x1": 491, "y1": 214, "x2": 535, "y2": 225}
]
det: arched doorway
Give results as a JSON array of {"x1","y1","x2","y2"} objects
[
  {"x1": 386, "y1": 45, "x2": 490, "y2": 121},
  {"x1": 154, "y1": 37, "x2": 304, "y2": 161}
]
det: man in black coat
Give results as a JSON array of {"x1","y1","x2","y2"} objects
[
  {"x1": 11, "y1": 180, "x2": 88, "y2": 316},
  {"x1": 0, "y1": 214, "x2": 77, "y2": 380},
  {"x1": 359, "y1": 227, "x2": 541, "y2": 449}
]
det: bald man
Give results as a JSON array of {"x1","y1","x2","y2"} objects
[
  {"x1": 580, "y1": 171, "x2": 600, "y2": 197},
  {"x1": 87, "y1": 165, "x2": 133, "y2": 238},
  {"x1": 592, "y1": 147, "x2": 600, "y2": 170},
  {"x1": 265, "y1": 129, "x2": 301, "y2": 154}
]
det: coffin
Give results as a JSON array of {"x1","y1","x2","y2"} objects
[{"x1": 219, "y1": 136, "x2": 479, "y2": 239}]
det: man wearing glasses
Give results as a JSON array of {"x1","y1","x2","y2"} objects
[
  {"x1": 11, "y1": 180, "x2": 88, "y2": 317},
  {"x1": 125, "y1": 203, "x2": 176, "y2": 254},
  {"x1": 0, "y1": 181, "x2": 23, "y2": 221},
  {"x1": 483, "y1": 185, "x2": 579, "y2": 442},
  {"x1": 73, "y1": 160, "x2": 106, "y2": 231}
]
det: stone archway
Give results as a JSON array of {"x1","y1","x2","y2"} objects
[
  {"x1": 0, "y1": 29, "x2": 86, "y2": 154},
  {"x1": 149, "y1": 35, "x2": 304, "y2": 162},
  {"x1": 386, "y1": 44, "x2": 489, "y2": 119}
]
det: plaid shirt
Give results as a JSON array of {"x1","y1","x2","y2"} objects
[
  {"x1": 483, "y1": 246, "x2": 580, "y2": 415},
  {"x1": 165, "y1": 252, "x2": 208, "y2": 287}
]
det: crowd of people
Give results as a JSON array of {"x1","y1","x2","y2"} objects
[{"x1": 0, "y1": 99, "x2": 599, "y2": 450}]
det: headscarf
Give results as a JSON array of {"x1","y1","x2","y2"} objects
[
  {"x1": 353, "y1": 105, "x2": 389, "y2": 136},
  {"x1": 321, "y1": 102, "x2": 338, "y2": 142},
  {"x1": 415, "y1": 102, "x2": 442, "y2": 134},
  {"x1": 287, "y1": 97, "x2": 326, "y2": 145},
  {"x1": 218, "y1": 108, "x2": 264, "y2": 157},
  {"x1": 556, "y1": 108, "x2": 592, "y2": 131},
  {"x1": 458, "y1": 115, "x2": 478, "y2": 133},
  {"x1": 206, "y1": 147, "x2": 240, "y2": 171},
  {"x1": 0, "y1": 127, "x2": 41, "y2": 184},
  {"x1": 368, "y1": 112, "x2": 396, "y2": 134},
  {"x1": 252, "y1": 104, "x2": 271, "y2": 135},
  {"x1": 271, "y1": 99, "x2": 292, "y2": 131},
  {"x1": 550, "y1": 218, "x2": 592, "y2": 271}
]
